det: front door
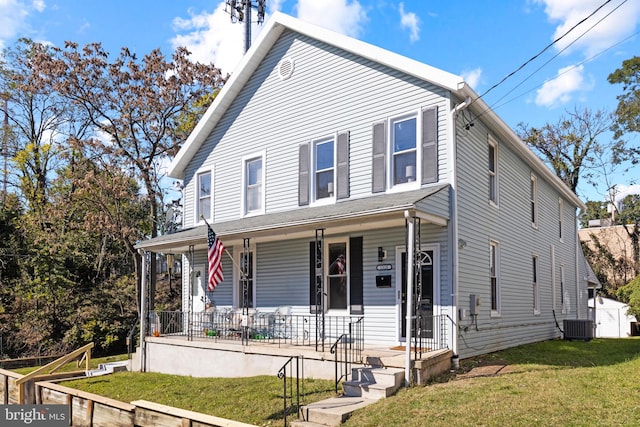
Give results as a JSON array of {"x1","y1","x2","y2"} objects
[
  {"x1": 399, "y1": 249, "x2": 434, "y2": 340},
  {"x1": 192, "y1": 267, "x2": 205, "y2": 312}
]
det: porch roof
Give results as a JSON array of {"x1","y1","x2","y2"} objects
[{"x1": 136, "y1": 184, "x2": 449, "y2": 253}]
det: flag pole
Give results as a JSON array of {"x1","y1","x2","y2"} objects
[{"x1": 200, "y1": 215, "x2": 244, "y2": 273}]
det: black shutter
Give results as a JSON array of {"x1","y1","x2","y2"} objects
[
  {"x1": 350, "y1": 236, "x2": 363, "y2": 315},
  {"x1": 372, "y1": 121, "x2": 386, "y2": 193},
  {"x1": 422, "y1": 107, "x2": 438, "y2": 184},
  {"x1": 309, "y1": 241, "x2": 317, "y2": 313},
  {"x1": 336, "y1": 131, "x2": 350, "y2": 200},
  {"x1": 299, "y1": 143, "x2": 310, "y2": 206}
]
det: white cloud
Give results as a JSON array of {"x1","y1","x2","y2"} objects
[
  {"x1": 0, "y1": 0, "x2": 30, "y2": 49},
  {"x1": 461, "y1": 67, "x2": 482, "y2": 89},
  {"x1": 398, "y1": 2, "x2": 420, "y2": 42},
  {"x1": 536, "y1": 0, "x2": 640, "y2": 58},
  {"x1": 616, "y1": 184, "x2": 640, "y2": 202},
  {"x1": 535, "y1": 64, "x2": 590, "y2": 107},
  {"x1": 295, "y1": 0, "x2": 367, "y2": 38},
  {"x1": 170, "y1": 2, "x2": 266, "y2": 75},
  {"x1": 32, "y1": 0, "x2": 44, "y2": 13}
]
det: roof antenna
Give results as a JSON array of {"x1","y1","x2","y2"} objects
[{"x1": 225, "y1": 0, "x2": 267, "y2": 54}]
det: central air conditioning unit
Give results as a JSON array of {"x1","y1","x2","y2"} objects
[{"x1": 563, "y1": 319, "x2": 594, "y2": 341}]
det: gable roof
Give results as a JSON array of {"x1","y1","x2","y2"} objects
[{"x1": 168, "y1": 12, "x2": 584, "y2": 210}]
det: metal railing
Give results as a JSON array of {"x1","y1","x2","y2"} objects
[
  {"x1": 277, "y1": 356, "x2": 302, "y2": 427},
  {"x1": 149, "y1": 309, "x2": 365, "y2": 349},
  {"x1": 411, "y1": 313, "x2": 452, "y2": 358},
  {"x1": 330, "y1": 317, "x2": 364, "y2": 393}
]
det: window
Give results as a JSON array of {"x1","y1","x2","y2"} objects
[
  {"x1": 392, "y1": 116, "x2": 417, "y2": 185},
  {"x1": 371, "y1": 107, "x2": 437, "y2": 193},
  {"x1": 533, "y1": 256, "x2": 540, "y2": 314},
  {"x1": 530, "y1": 174, "x2": 538, "y2": 227},
  {"x1": 197, "y1": 170, "x2": 212, "y2": 221},
  {"x1": 314, "y1": 138, "x2": 335, "y2": 200},
  {"x1": 243, "y1": 154, "x2": 264, "y2": 215},
  {"x1": 490, "y1": 240, "x2": 500, "y2": 314},
  {"x1": 488, "y1": 136, "x2": 498, "y2": 204},
  {"x1": 558, "y1": 198, "x2": 564, "y2": 240},
  {"x1": 327, "y1": 242, "x2": 348, "y2": 310},
  {"x1": 560, "y1": 265, "x2": 566, "y2": 313},
  {"x1": 238, "y1": 251, "x2": 254, "y2": 309}
]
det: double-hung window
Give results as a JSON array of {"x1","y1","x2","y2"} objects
[
  {"x1": 490, "y1": 240, "x2": 500, "y2": 315},
  {"x1": 371, "y1": 107, "x2": 438, "y2": 193},
  {"x1": 197, "y1": 170, "x2": 212, "y2": 222},
  {"x1": 558, "y1": 198, "x2": 564, "y2": 240},
  {"x1": 531, "y1": 174, "x2": 538, "y2": 227},
  {"x1": 243, "y1": 153, "x2": 265, "y2": 215},
  {"x1": 392, "y1": 116, "x2": 417, "y2": 185},
  {"x1": 314, "y1": 138, "x2": 335, "y2": 200},
  {"x1": 533, "y1": 255, "x2": 540, "y2": 314},
  {"x1": 488, "y1": 136, "x2": 498, "y2": 204}
]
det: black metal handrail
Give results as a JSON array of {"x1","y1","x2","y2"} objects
[
  {"x1": 330, "y1": 333, "x2": 348, "y2": 394},
  {"x1": 126, "y1": 317, "x2": 139, "y2": 359},
  {"x1": 277, "y1": 355, "x2": 301, "y2": 427}
]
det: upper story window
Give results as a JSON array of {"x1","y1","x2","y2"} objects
[
  {"x1": 197, "y1": 170, "x2": 212, "y2": 221},
  {"x1": 392, "y1": 116, "x2": 417, "y2": 185},
  {"x1": 488, "y1": 135, "x2": 498, "y2": 204},
  {"x1": 314, "y1": 138, "x2": 335, "y2": 200},
  {"x1": 299, "y1": 132, "x2": 350, "y2": 206},
  {"x1": 372, "y1": 107, "x2": 438, "y2": 193},
  {"x1": 530, "y1": 174, "x2": 538, "y2": 228},
  {"x1": 558, "y1": 198, "x2": 564, "y2": 240},
  {"x1": 243, "y1": 153, "x2": 265, "y2": 215}
]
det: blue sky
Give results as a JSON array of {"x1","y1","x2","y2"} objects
[{"x1": 1, "y1": 0, "x2": 639, "y2": 203}]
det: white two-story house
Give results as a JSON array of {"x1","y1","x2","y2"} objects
[{"x1": 136, "y1": 12, "x2": 589, "y2": 372}]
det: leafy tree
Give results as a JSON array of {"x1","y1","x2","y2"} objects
[
  {"x1": 32, "y1": 41, "x2": 225, "y2": 309},
  {"x1": 517, "y1": 107, "x2": 618, "y2": 196},
  {"x1": 608, "y1": 56, "x2": 640, "y2": 147},
  {"x1": 617, "y1": 275, "x2": 640, "y2": 319},
  {"x1": 616, "y1": 194, "x2": 640, "y2": 275},
  {"x1": 580, "y1": 200, "x2": 609, "y2": 228}
]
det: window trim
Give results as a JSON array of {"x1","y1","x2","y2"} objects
[
  {"x1": 311, "y1": 135, "x2": 337, "y2": 204},
  {"x1": 488, "y1": 135, "x2": 498, "y2": 206},
  {"x1": 388, "y1": 111, "x2": 421, "y2": 191},
  {"x1": 533, "y1": 255, "x2": 540, "y2": 315},
  {"x1": 195, "y1": 168, "x2": 213, "y2": 224},
  {"x1": 490, "y1": 240, "x2": 501, "y2": 316},
  {"x1": 241, "y1": 151, "x2": 266, "y2": 216},
  {"x1": 530, "y1": 174, "x2": 538, "y2": 228}
]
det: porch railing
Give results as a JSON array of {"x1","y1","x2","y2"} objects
[
  {"x1": 149, "y1": 309, "x2": 364, "y2": 349},
  {"x1": 410, "y1": 313, "x2": 452, "y2": 358}
]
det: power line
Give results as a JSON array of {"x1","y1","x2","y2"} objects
[
  {"x1": 476, "y1": 0, "x2": 615, "y2": 102},
  {"x1": 477, "y1": 0, "x2": 630, "y2": 120}
]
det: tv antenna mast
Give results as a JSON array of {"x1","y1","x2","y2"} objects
[{"x1": 225, "y1": 0, "x2": 267, "y2": 53}]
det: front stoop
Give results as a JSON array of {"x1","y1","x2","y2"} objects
[{"x1": 292, "y1": 367, "x2": 404, "y2": 427}]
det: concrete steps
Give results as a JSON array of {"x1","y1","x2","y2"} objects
[
  {"x1": 293, "y1": 367, "x2": 404, "y2": 427},
  {"x1": 85, "y1": 361, "x2": 129, "y2": 377}
]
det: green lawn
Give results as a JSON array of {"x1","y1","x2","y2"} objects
[{"x1": 15, "y1": 338, "x2": 640, "y2": 427}]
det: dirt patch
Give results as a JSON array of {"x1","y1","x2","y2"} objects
[{"x1": 455, "y1": 358, "x2": 518, "y2": 379}]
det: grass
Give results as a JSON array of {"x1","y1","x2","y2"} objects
[
  {"x1": 344, "y1": 338, "x2": 640, "y2": 427},
  {"x1": 12, "y1": 338, "x2": 640, "y2": 426}
]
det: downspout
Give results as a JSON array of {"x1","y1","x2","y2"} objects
[
  {"x1": 404, "y1": 210, "x2": 414, "y2": 386},
  {"x1": 449, "y1": 96, "x2": 470, "y2": 359},
  {"x1": 138, "y1": 249, "x2": 147, "y2": 373}
]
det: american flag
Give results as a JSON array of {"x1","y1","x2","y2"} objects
[{"x1": 207, "y1": 225, "x2": 225, "y2": 291}]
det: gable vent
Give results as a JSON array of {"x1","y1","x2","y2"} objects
[{"x1": 278, "y1": 57, "x2": 295, "y2": 80}]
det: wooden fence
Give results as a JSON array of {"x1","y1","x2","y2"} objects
[{"x1": 0, "y1": 368, "x2": 257, "y2": 427}]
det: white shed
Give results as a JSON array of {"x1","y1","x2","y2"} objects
[{"x1": 589, "y1": 297, "x2": 638, "y2": 338}]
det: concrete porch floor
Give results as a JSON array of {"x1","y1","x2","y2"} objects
[{"x1": 132, "y1": 335, "x2": 452, "y2": 382}]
